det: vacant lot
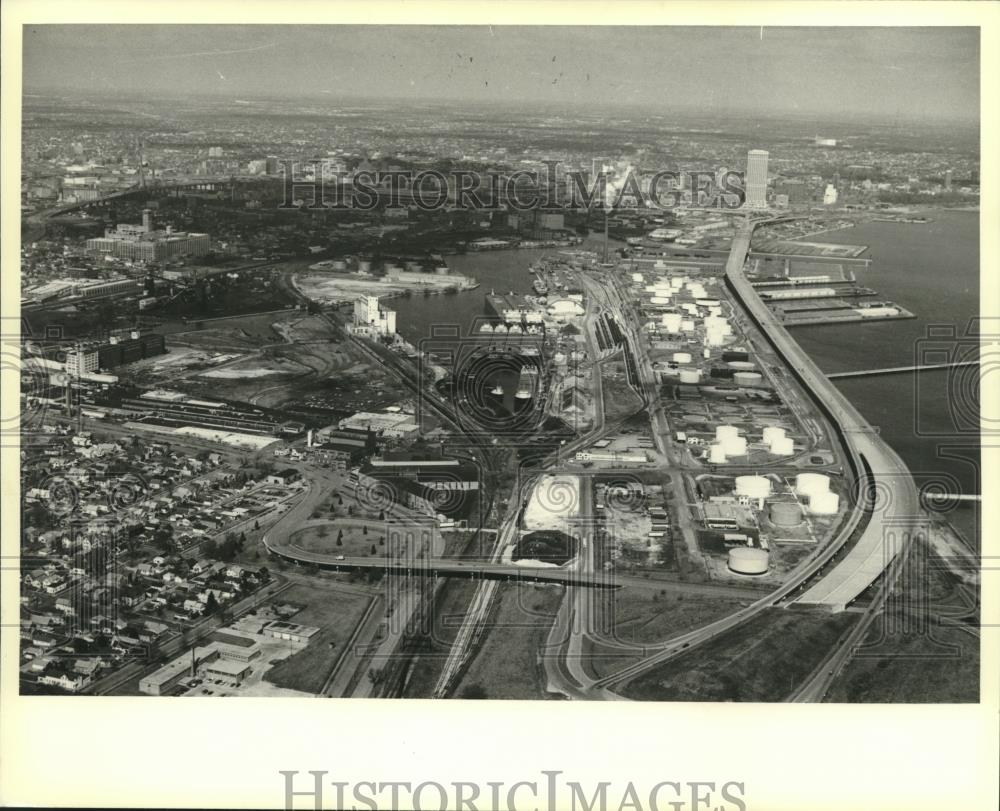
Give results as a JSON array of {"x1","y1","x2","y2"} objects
[
  {"x1": 600, "y1": 587, "x2": 750, "y2": 647},
  {"x1": 263, "y1": 583, "x2": 373, "y2": 694},
  {"x1": 826, "y1": 625, "x2": 978, "y2": 703},
  {"x1": 623, "y1": 608, "x2": 858, "y2": 702},
  {"x1": 455, "y1": 583, "x2": 564, "y2": 700}
]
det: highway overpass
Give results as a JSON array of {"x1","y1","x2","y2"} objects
[
  {"x1": 725, "y1": 218, "x2": 922, "y2": 612},
  {"x1": 262, "y1": 536, "x2": 620, "y2": 589}
]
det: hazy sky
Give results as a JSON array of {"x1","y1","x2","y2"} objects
[{"x1": 23, "y1": 25, "x2": 980, "y2": 120}]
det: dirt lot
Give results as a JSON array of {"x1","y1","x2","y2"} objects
[{"x1": 262, "y1": 583, "x2": 373, "y2": 694}]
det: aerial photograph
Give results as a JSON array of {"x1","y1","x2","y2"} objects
[{"x1": 15, "y1": 24, "x2": 982, "y2": 703}]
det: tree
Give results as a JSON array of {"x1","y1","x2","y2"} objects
[
  {"x1": 370, "y1": 544, "x2": 376, "y2": 556},
  {"x1": 362, "y1": 525, "x2": 368, "y2": 536},
  {"x1": 205, "y1": 592, "x2": 219, "y2": 614}
]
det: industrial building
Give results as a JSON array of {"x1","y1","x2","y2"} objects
[
  {"x1": 352, "y1": 295, "x2": 396, "y2": 336},
  {"x1": 338, "y1": 410, "x2": 418, "y2": 438},
  {"x1": 86, "y1": 211, "x2": 210, "y2": 262},
  {"x1": 63, "y1": 332, "x2": 166, "y2": 373}
]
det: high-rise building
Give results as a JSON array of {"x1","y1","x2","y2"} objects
[{"x1": 745, "y1": 150, "x2": 769, "y2": 209}]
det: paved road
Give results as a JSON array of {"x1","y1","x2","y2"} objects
[{"x1": 576, "y1": 217, "x2": 921, "y2": 696}]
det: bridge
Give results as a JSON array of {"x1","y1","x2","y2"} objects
[
  {"x1": 262, "y1": 536, "x2": 620, "y2": 589},
  {"x1": 827, "y1": 360, "x2": 978, "y2": 379},
  {"x1": 38, "y1": 176, "x2": 252, "y2": 219}
]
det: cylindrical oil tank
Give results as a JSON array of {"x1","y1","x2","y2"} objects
[
  {"x1": 769, "y1": 436, "x2": 794, "y2": 455},
  {"x1": 735, "y1": 474, "x2": 771, "y2": 499},
  {"x1": 678, "y1": 369, "x2": 701, "y2": 384},
  {"x1": 715, "y1": 425, "x2": 739, "y2": 441},
  {"x1": 727, "y1": 360, "x2": 755, "y2": 370},
  {"x1": 762, "y1": 426, "x2": 785, "y2": 444},
  {"x1": 673, "y1": 351, "x2": 693, "y2": 364},
  {"x1": 358, "y1": 259, "x2": 372, "y2": 273},
  {"x1": 708, "y1": 444, "x2": 727, "y2": 464},
  {"x1": 723, "y1": 435, "x2": 748, "y2": 457},
  {"x1": 795, "y1": 473, "x2": 830, "y2": 498},
  {"x1": 728, "y1": 547, "x2": 769, "y2": 575},
  {"x1": 809, "y1": 491, "x2": 840, "y2": 515},
  {"x1": 769, "y1": 501, "x2": 802, "y2": 527},
  {"x1": 479, "y1": 323, "x2": 494, "y2": 333},
  {"x1": 734, "y1": 371, "x2": 763, "y2": 385},
  {"x1": 662, "y1": 313, "x2": 682, "y2": 331}
]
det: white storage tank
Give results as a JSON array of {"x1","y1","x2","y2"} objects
[
  {"x1": 795, "y1": 473, "x2": 830, "y2": 498},
  {"x1": 661, "y1": 313, "x2": 682, "y2": 332},
  {"x1": 809, "y1": 491, "x2": 840, "y2": 515},
  {"x1": 479, "y1": 323, "x2": 494, "y2": 333},
  {"x1": 728, "y1": 547, "x2": 769, "y2": 575},
  {"x1": 769, "y1": 436, "x2": 794, "y2": 455},
  {"x1": 678, "y1": 369, "x2": 701, "y2": 384},
  {"x1": 672, "y1": 351, "x2": 693, "y2": 364},
  {"x1": 735, "y1": 474, "x2": 772, "y2": 499},
  {"x1": 734, "y1": 371, "x2": 763, "y2": 385},
  {"x1": 727, "y1": 360, "x2": 755, "y2": 371},
  {"x1": 762, "y1": 426, "x2": 785, "y2": 444},
  {"x1": 708, "y1": 444, "x2": 727, "y2": 464},
  {"x1": 715, "y1": 425, "x2": 739, "y2": 441},
  {"x1": 723, "y1": 435, "x2": 748, "y2": 457}
]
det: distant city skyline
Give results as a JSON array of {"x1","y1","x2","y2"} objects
[{"x1": 23, "y1": 25, "x2": 980, "y2": 121}]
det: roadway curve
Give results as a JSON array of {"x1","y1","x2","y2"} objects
[
  {"x1": 725, "y1": 219, "x2": 921, "y2": 611},
  {"x1": 578, "y1": 216, "x2": 922, "y2": 696}
]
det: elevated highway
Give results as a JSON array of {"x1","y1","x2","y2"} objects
[
  {"x1": 262, "y1": 534, "x2": 619, "y2": 589},
  {"x1": 585, "y1": 216, "x2": 923, "y2": 695},
  {"x1": 725, "y1": 218, "x2": 922, "y2": 611}
]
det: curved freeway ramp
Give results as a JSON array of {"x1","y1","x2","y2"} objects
[{"x1": 726, "y1": 220, "x2": 922, "y2": 613}]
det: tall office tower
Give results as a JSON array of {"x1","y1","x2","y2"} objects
[{"x1": 745, "y1": 149, "x2": 769, "y2": 209}]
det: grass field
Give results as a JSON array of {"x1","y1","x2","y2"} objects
[
  {"x1": 454, "y1": 583, "x2": 564, "y2": 700},
  {"x1": 291, "y1": 521, "x2": 390, "y2": 559},
  {"x1": 622, "y1": 608, "x2": 858, "y2": 702},
  {"x1": 263, "y1": 583, "x2": 373, "y2": 694},
  {"x1": 825, "y1": 625, "x2": 979, "y2": 703},
  {"x1": 599, "y1": 587, "x2": 751, "y2": 647}
]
